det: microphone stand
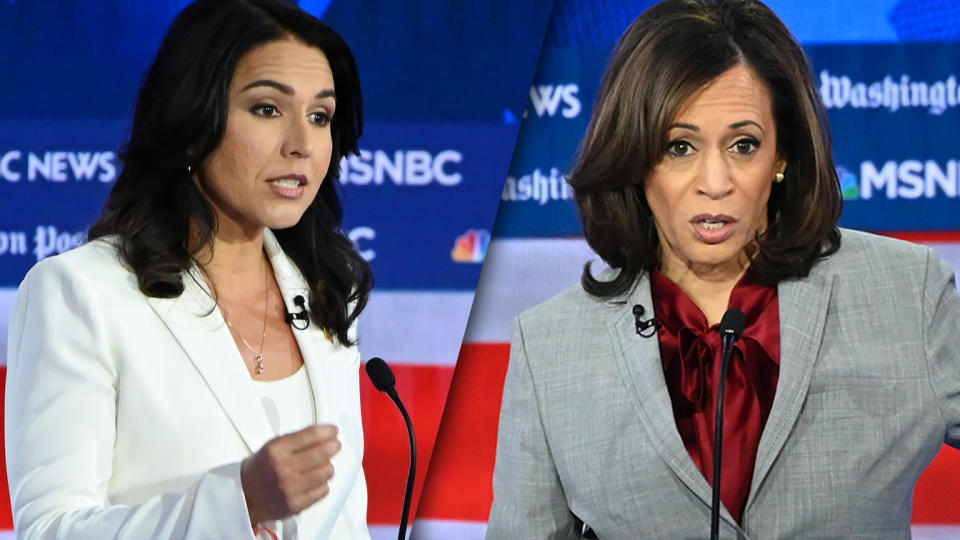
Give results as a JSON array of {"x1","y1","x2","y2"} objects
[
  {"x1": 385, "y1": 385, "x2": 416, "y2": 540},
  {"x1": 710, "y1": 335, "x2": 735, "y2": 540},
  {"x1": 710, "y1": 309, "x2": 745, "y2": 540},
  {"x1": 365, "y1": 358, "x2": 417, "y2": 540}
]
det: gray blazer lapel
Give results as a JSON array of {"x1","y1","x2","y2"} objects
[
  {"x1": 145, "y1": 270, "x2": 274, "y2": 454},
  {"x1": 747, "y1": 272, "x2": 835, "y2": 504},
  {"x1": 606, "y1": 274, "x2": 738, "y2": 526}
]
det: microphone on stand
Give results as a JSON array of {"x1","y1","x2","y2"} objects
[
  {"x1": 710, "y1": 308, "x2": 745, "y2": 540},
  {"x1": 365, "y1": 357, "x2": 416, "y2": 540}
]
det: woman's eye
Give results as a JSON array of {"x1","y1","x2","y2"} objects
[
  {"x1": 732, "y1": 138, "x2": 760, "y2": 155},
  {"x1": 666, "y1": 140, "x2": 695, "y2": 157},
  {"x1": 251, "y1": 104, "x2": 279, "y2": 117},
  {"x1": 310, "y1": 111, "x2": 332, "y2": 127}
]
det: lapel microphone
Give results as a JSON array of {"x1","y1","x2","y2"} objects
[
  {"x1": 365, "y1": 357, "x2": 416, "y2": 540},
  {"x1": 633, "y1": 304, "x2": 661, "y2": 338},
  {"x1": 710, "y1": 307, "x2": 746, "y2": 540},
  {"x1": 283, "y1": 295, "x2": 310, "y2": 330}
]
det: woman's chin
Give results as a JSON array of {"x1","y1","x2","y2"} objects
[
  {"x1": 262, "y1": 211, "x2": 309, "y2": 231},
  {"x1": 677, "y1": 244, "x2": 752, "y2": 275}
]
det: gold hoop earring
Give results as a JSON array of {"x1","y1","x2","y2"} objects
[{"x1": 774, "y1": 172, "x2": 785, "y2": 183}]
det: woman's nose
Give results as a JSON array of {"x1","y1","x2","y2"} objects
[
  {"x1": 281, "y1": 118, "x2": 313, "y2": 158},
  {"x1": 695, "y1": 150, "x2": 734, "y2": 199}
]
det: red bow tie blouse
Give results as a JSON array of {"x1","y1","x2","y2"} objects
[{"x1": 651, "y1": 269, "x2": 781, "y2": 523}]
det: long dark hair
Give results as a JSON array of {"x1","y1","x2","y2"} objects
[
  {"x1": 89, "y1": 0, "x2": 372, "y2": 346},
  {"x1": 568, "y1": 0, "x2": 842, "y2": 297}
]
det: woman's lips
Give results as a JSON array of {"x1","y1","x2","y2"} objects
[
  {"x1": 266, "y1": 175, "x2": 307, "y2": 199},
  {"x1": 690, "y1": 214, "x2": 737, "y2": 244}
]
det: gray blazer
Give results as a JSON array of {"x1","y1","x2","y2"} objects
[{"x1": 487, "y1": 229, "x2": 960, "y2": 539}]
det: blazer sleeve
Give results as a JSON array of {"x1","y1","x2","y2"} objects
[
  {"x1": 486, "y1": 316, "x2": 580, "y2": 540},
  {"x1": 922, "y1": 249, "x2": 960, "y2": 448},
  {"x1": 4, "y1": 257, "x2": 257, "y2": 540},
  {"x1": 334, "y1": 322, "x2": 371, "y2": 540},
  {"x1": 343, "y1": 458, "x2": 371, "y2": 539}
]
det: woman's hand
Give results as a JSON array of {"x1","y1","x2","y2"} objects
[{"x1": 241, "y1": 424, "x2": 341, "y2": 524}]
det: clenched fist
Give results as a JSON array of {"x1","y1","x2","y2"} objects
[{"x1": 241, "y1": 424, "x2": 342, "y2": 524}]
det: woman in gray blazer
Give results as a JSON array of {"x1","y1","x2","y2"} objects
[{"x1": 488, "y1": 1, "x2": 960, "y2": 538}]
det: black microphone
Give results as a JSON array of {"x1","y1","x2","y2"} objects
[
  {"x1": 710, "y1": 308, "x2": 745, "y2": 540},
  {"x1": 284, "y1": 295, "x2": 310, "y2": 330},
  {"x1": 365, "y1": 357, "x2": 416, "y2": 540}
]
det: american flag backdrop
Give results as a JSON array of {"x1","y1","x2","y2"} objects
[{"x1": 412, "y1": 0, "x2": 960, "y2": 538}]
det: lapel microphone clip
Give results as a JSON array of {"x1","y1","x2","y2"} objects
[
  {"x1": 633, "y1": 304, "x2": 661, "y2": 338},
  {"x1": 284, "y1": 295, "x2": 310, "y2": 330}
]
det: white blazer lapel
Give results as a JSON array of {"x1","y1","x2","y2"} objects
[
  {"x1": 263, "y1": 230, "x2": 361, "y2": 434},
  {"x1": 263, "y1": 230, "x2": 364, "y2": 537},
  {"x1": 145, "y1": 268, "x2": 275, "y2": 455},
  {"x1": 262, "y1": 229, "x2": 354, "y2": 427}
]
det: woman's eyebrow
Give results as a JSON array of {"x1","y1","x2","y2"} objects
[
  {"x1": 729, "y1": 119, "x2": 764, "y2": 132},
  {"x1": 668, "y1": 121, "x2": 765, "y2": 132},
  {"x1": 240, "y1": 80, "x2": 336, "y2": 101},
  {"x1": 241, "y1": 79, "x2": 293, "y2": 94}
]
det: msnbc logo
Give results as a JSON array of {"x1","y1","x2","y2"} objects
[
  {"x1": 451, "y1": 229, "x2": 489, "y2": 263},
  {"x1": 837, "y1": 160, "x2": 960, "y2": 200}
]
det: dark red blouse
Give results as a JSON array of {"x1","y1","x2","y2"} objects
[{"x1": 651, "y1": 269, "x2": 780, "y2": 523}]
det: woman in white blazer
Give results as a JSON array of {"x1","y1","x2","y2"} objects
[{"x1": 5, "y1": 1, "x2": 373, "y2": 538}]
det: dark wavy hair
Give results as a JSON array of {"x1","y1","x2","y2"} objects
[
  {"x1": 88, "y1": 0, "x2": 372, "y2": 346},
  {"x1": 569, "y1": 0, "x2": 842, "y2": 297}
]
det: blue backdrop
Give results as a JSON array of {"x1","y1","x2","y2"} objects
[
  {"x1": 0, "y1": 0, "x2": 553, "y2": 289},
  {"x1": 495, "y1": 0, "x2": 960, "y2": 238}
]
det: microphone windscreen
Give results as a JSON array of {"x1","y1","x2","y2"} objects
[
  {"x1": 365, "y1": 357, "x2": 396, "y2": 392},
  {"x1": 719, "y1": 307, "x2": 746, "y2": 340}
]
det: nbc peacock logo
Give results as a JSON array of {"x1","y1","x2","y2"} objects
[
  {"x1": 451, "y1": 229, "x2": 490, "y2": 263},
  {"x1": 837, "y1": 165, "x2": 860, "y2": 200}
]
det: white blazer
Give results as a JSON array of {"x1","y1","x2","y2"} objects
[{"x1": 4, "y1": 229, "x2": 370, "y2": 539}]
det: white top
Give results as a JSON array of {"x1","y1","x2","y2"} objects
[
  {"x1": 251, "y1": 364, "x2": 317, "y2": 436},
  {"x1": 251, "y1": 365, "x2": 318, "y2": 540}
]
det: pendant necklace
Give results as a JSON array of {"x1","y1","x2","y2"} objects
[{"x1": 224, "y1": 259, "x2": 269, "y2": 376}]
